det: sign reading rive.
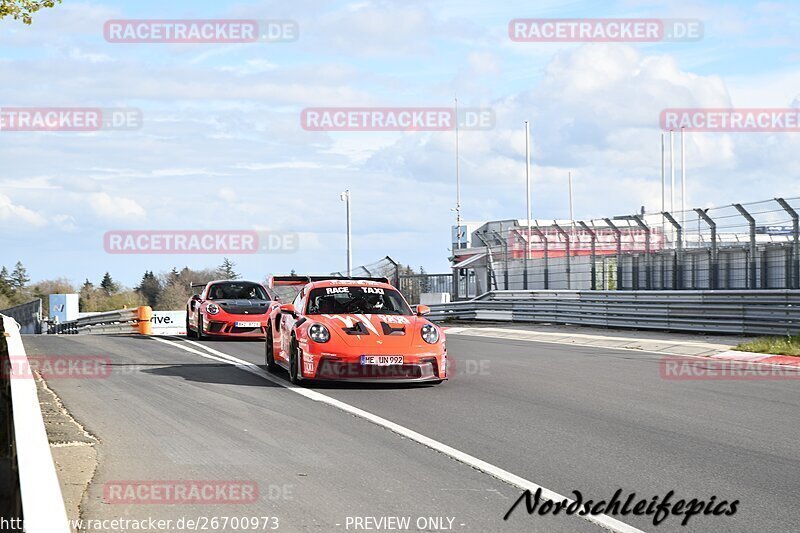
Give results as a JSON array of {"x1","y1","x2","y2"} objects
[{"x1": 150, "y1": 311, "x2": 187, "y2": 335}]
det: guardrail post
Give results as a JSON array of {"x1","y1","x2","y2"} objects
[
  {"x1": 531, "y1": 227, "x2": 549, "y2": 289},
  {"x1": 578, "y1": 221, "x2": 597, "y2": 289},
  {"x1": 695, "y1": 208, "x2": 717, "y2": 289},
  {"x1": 604, "y1": 218, "x2": 623, "y2": 290},
  {"x1": 733, "y1": 203, "x2": 757, "y2": 289},
  {"x1": 776, "y1": 197, "x2": 799, "y2": 289},
  {"x1": 662, "y1": 212, "x2": 683, "y2": 289},
  {"x1": 552, "y1": 222, "x2": 571, "y2": 289}
]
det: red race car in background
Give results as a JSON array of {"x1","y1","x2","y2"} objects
[
  {"x1": 186, "y1": 280, "x2": 278, "y2": 339},
  {"x1": 264, "y1": 276, "x2": 446, "y2": 384}
]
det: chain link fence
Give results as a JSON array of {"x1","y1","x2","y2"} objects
[{"x1": 448, "y1": 196, "x2": 800, "y2": 299}]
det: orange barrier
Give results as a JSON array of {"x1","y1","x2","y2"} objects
[{"x1": 137, "y1": 306, "x2": 153, "y2": 335}]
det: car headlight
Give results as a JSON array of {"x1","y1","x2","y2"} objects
[
  {"x1": 206, "y1": 303, "x2": 220, "y2": 315},
  {"x1": 421, "y1": 324, "x2": 439, "y2": 344},
  {"x1": 309, "y1": 323, "x2": 330, "y2": 343}
]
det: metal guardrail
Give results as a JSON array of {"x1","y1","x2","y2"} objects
[
  {"x1": 0, "y1": 315, "x2": 21, "y2": 528},
  {"x1": 427, "y1": 290, "x2": 800, "y2": 336},
  {"x1": 1, "y1": 315, "x2": 70, "y2": 532},
  {"x1": 49, "y1": 306, "x2": 152, "y2": 335}
]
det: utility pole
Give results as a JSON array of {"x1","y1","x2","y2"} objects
[
  {"x1": 568, "y1": 171, "x2": 575, "y2": 255},
  {"x1": 524, "y1": 121, "x2": 532, "y2": 289},
  {"x1": 340, "y1": 190, "x2": 352, "y2": 275},
  {"x1": 681, "y1": 127, "x2": 687, "y2": 249},
  {"x1": 661, "y1": 133, "x2": 665, "y2": 235},
  {"x1": 670, "y1": 129, "x2": 675, "y2": 248},
  {"x1": 455, "y1": 97, "x2": 462, "y2": 250}
]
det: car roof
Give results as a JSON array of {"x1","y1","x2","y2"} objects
[
  {"x1": 305, "y1": 279, "x2": 396, "y2": 291},
  {"x1": 208, "y1": 280, "x2": 264, "y2": 286}
]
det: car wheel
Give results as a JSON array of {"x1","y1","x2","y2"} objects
[
  {"x1": 186, "y1": 311, "x2": 196, "y2": 338},
  {"x1": 288, "y1": 338, "x2": 302, "y2": 385},
  {"x1": 197, "y1": 314, "x2": 205, "y2": 340},
  {"x1": 265, "y1": 322, "x2": 277, "y2": 372}
]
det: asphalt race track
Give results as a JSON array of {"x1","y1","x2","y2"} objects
[{"x1": 23, "y1": 333, "x2": 800, "y2": 533}]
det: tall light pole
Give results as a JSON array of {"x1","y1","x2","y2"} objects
[
  {"x1": 670, "y1": 129, "x2": 675, "y2": 248},
  {"x1": 525, "y1": 120, "x2": 532, "y2": 261},
  {"x1": 661, "y1": 133, "x2": 665, "y2": 234},
  {"x1": 454, "y1": 97, "x2": 462, "y2": 249},
  {"x1": 568, "y1": 170, "x2": 574, "y2": 253},
  {"x1": 680, "y1": 127, "x2": 686, "y2": 248},
  {"x1": 340, "y1": 190, "x2": 352, "y2": 276}
]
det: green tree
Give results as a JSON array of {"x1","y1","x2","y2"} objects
[
  {"x1": 216, "y1": 258, "x2": 240, "y2": 280},
  {"x1": 0, "y1": 0, "x2": 61, "y2": 24},
  {"x1": 0, "y1": 266, "x2": 10, "y2": 296},
  {"x1": 10, "y1": 261, "x2": 29, "y2": 291},
  {"x1": 100, "y1": 272, "x2": 118, "y2": 295},
  {"x1": 79, "y1": 279, "x2": 95, "y2": 312},
  {"x1": 135, "y1": 271, "x2": 162, "y2": 307},
  {"x1": 419, "y1": 266, "x2": 431, "y2": 293}
]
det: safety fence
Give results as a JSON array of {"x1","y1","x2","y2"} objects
[
  {"x1": 48, "y1": 306, "x2": 152, "y2": 335},
  {"x1": 427, "y1": 290, "x2": 800, "y2": 336},
  {"x1": 331, "y1": 256, "x2": 401, "y2": 286},
  {"x1": 398, "y1": 274, "x2": 454, "y2": 305},
  {"x1": 0, "y1": 315, "x2": 70, "y2": 532},
  {"x1": 451, "y1": 197, "x2": 800, "y2": 298}
]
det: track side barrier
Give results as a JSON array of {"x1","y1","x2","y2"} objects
[
  {"x1": 49, "y1": 306, "x2": 152, "y2": 335},
  {"x1": 427, "y1": 290, "x2": 800, "y2": 336},
  {"x1": 1, "y1": 314, "x2": 70, "y2": 532}
]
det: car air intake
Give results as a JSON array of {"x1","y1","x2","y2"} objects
[
  {"x1": 342, "y1": 321, "x2": 370, "y2": 335},
  {"x1": 380, "y1": 322, "x2": 406, "y2": 336}
]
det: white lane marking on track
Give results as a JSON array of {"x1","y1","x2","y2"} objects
[
  {"x1": 445, "y1": 329, "x2": 800, "y2": 371},
  {"x1": 154, "y1": 336, "x2": 645, "y2": 533}
]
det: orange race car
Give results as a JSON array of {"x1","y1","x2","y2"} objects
[
  {"x1": 264, "y1": 276, "x2": 446, "y2": 384},
  {"x1": 186, "y1": 280, "x2": 279, "y2": 339}
]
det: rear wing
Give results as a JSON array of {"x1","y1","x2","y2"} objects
[{"x1": 269, "y1": 276, "x2": 389, "y2": 288}]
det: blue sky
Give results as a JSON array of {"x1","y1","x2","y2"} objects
[{"x1": 1, "y1": 0, "x2": 799, "y2": 286}]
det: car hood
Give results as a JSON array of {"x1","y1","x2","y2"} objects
[
  {"x1": 312, "y1": 313, "x2": 425, "y2": 348},
  {"x1": 212, "y1": 299, "x2": 272, "y2": 315}
]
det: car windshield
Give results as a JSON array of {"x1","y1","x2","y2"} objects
[
  {"x1": 306, "y1": 286, "x2": 411, "y2": 315},
  {"x1": 207, "y1": 282, "x2": 270, "y2": 300}
]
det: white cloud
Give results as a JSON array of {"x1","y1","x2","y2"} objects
[
  {"x1": 219, "y1": 187, "x2": 237, "y2": 202},
  {"x1": 0, "y1": 194, "x2": 47, "y2": 227},
  {"x1": 88, "y1": 193, "x2": 145, "y2": 219}
]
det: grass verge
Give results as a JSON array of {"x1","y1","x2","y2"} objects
[{"x1": 735, "y1": 334, "x2": 800, "y2": 356}]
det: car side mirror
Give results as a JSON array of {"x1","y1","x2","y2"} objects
[
  {"x1": 280, "y1": 303, "x2": 296, "y2": 316},
  {"x1": 417, "y1": 305, "x2": 430, "y2": 316},
  {"x1": 274, "y1": 295, "x2": 281, "y2": 302},
  {"x1": 191, "y1": 294, "x2": 201, "y2": 301}
]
